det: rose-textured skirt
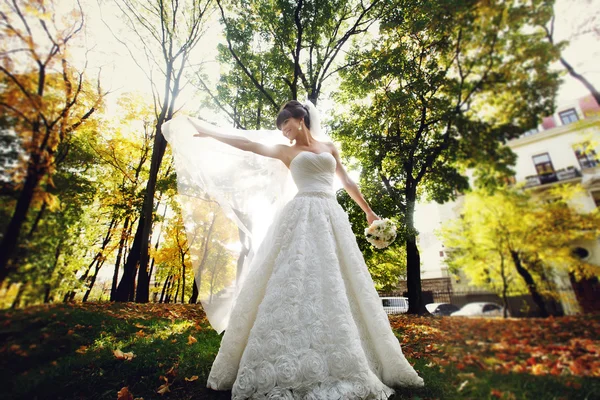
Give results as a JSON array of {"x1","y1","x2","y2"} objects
[{"x1": 206, "y1": 191, "x2": 424, "y2": 399}]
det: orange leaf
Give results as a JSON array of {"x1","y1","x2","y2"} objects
[
  {"x1": 114, "y1": 349, "x2": 135, "y2": 361},
  {"x1": 117, "y1": 387, "x2": 134, "y2": 400},
  {"x1": 156, "y1": 382, "x2": 170, "y2": 395},
  {"x1": 531, "y1": 364, "x2": 547, "y2": 376},
  {"x1": 187, "y1": 335, "x2": 197, "y2": 345},
  {"x1": 76, "y1": 345, "x2": 88, "y2": 354},
  {"x1": 185, "y1": 375, "x2": 199, "y2": 382}
]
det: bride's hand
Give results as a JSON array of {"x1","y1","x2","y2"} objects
[
  {"x1": 366, "y1": 211, "x2": 380, "y2": 226},
  {"x1": 186, "y1": 117, "x2": 210, "y2": 138}
]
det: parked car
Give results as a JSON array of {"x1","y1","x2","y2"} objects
[
  {"x1": 450, "y1": 302, "x2": 510, "y2": 317},
  {"x1": 381, "y1": 297, "x2": 409, "y2": 314},
  {"x1": 425, "y1": 302, "x2": 460, "y2": 316}
]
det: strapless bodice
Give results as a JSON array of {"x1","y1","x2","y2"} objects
[{"x1": 290, "y1": 151, "x2": 336, "y2": 194}]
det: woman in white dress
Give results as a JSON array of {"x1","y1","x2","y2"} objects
[{"x1": 163, "y1": 100, "x2": 424, "y2": 399}]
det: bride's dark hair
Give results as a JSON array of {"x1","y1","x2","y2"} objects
[{"x1": 276, "y1": 100, "x2": 311, "y2": 130}]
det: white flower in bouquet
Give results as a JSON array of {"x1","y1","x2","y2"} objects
[{"x1": 364, "y1": 218, "x2": 397, "y2": 249}]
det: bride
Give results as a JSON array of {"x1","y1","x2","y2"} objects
[{"x1": 162, "y1": 100, "x2": 424, "y2": 399}]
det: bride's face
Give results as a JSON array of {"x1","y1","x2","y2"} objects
[{"x1": 281, "y1": 117, "x2": 303, "y2": 141}]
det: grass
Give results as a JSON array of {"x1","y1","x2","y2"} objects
[{"x1": 0, "y1": 302, "x2": 598, "y2": 400}]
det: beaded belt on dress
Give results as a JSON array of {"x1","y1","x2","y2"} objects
[{"x1": 294, "y1": 191, "x2": 336, "y2": 199}]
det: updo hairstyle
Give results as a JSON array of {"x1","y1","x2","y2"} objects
[{"x1": 276, "y1": 100, "x2": 311, "y2": 131}]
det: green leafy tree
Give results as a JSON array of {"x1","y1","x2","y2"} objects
[
  {"x1": 439, "y1": 186, "x2": 600, "y2": 317},
  {"x1": 202, "y1": 0, "x2": 383, "y2": 128},
  {"x1": 331, "y1": 0, "x2": 561, "y2": 313}
]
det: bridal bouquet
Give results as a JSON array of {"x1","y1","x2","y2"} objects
[{"x1": 364, "y1": 218, "x2": 397, "y2": 249}]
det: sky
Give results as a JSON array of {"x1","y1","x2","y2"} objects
[{"x1": 75, "y1": 0, "x2": 600, "y2": 109}]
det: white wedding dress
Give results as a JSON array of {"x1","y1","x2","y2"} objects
[{"x1": 206, "y1": 150, "x2": 425, "y2": 399}]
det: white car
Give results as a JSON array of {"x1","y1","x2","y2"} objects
[
  {"x1": 426, "y1": 302, "x2": 460, "y2": 316},
  {"x1": 381, "y1": 297, "x2": 408, "y2": 314},
  {"x1": 450, "y1": 302, "x2": 510, "y2": 317}
]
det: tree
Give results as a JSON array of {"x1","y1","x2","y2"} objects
[
  {"x1": 535, "y1": 0, "x2": 600, "y2": 104},
  {"x1": 439, "y1": 186, "x2": 600, "y2": 317},
  {"x1": 331, "y1": 0, "x2": 561, "y2": 314},
  {"x1": 0, "y1": 0, "x2": 105, "y2": 282},
  {"x1": 106, "y1": 0, "x2": 212, "y2": 302},
  {"x1": 203, "y1": 0, "x2": 383, "y2": 125}
]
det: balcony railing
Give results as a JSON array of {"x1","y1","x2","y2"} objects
[{"x1": 524, "y1": 166, "x2": 581, "y2": 188}]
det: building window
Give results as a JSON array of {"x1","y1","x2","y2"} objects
[
  {"x1": 532, "y1": 153, "x2": 555, "y2": 175},
  {"x1": 574, "y1": 142, "x2": 599, "y2": 169},
  {"x1": 559, "y1": 108, "x2": 579, "y2": 125}
]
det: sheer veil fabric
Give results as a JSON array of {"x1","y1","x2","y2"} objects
[{"x1": 161, "y1": 100, "x2": 323, "y2": 333}]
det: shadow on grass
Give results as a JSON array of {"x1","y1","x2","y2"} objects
[{"x1": 0, "y1": 303, "x2": 225, "y2": 400}]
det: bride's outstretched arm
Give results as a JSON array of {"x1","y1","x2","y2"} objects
[
  {"x1": 186, "y1": 117, "x2": 287, "y2": 161},
  {"x1": 329, "y1": 143, "x2": 380, "y2": 225}
]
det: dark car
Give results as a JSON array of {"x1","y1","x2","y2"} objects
[{"x1": 425, "y1": 302, "x2": 460, "y2": 316}]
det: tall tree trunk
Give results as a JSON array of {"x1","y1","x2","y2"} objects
[
  {"x1": 499, "y1": 250, "x2": 509, "y2": 318},
  {"x1": 174, "y1": 275, "x2": 181, "y2": 304},
  {"x1": 136, "y1": 191, "x2": 168, "y2": 302},
  {"x1": 405, "y1": 186, "x2": 426, "y2": 314},
  {"x1": 160, "y1": 275, "x2": 171, "y2": 303},
  {"x1": 165, "y1": 275, "x2": 174, "y2": 303},
  {"x1": 180, "y1": 254, "x2": 186, "y2": 304},
  {"x1": 115, "y1": 216, "x2": 145, "y2": 301},
  {"x1": 0, "y1": 158, "x2": 43, "y2": 283},
  {"x1": 190, "y1": 276, "x2": 199, "y2": 304},
  {"x1": 83, "y1": 257, "x2": 106, "y2": 302},
  {"x1": 27, "y1": 201, "x2": 47, "y2": 239},
  {"x1": 111, "y1": 217, "x2": 131, "y2": 301},
  {"x1": 128, "y1": 142, "x2": 168, "y2": 303},
  {"x1": 147, "y1": 206, "x2": 167, "y2": 301},
  {"x1": 510, "y1": 250, "x2": 548, "y2": 317}
]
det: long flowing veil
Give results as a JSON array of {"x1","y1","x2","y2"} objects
[{"x1": 161, "y1": 100, "x2": 326, "y2": 333}]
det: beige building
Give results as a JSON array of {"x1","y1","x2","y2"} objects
[{"x1": 415, "y1": 95, "x2": 600, "y2": 313}]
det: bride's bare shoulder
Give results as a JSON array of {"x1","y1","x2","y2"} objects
[{"x1": 324, "y1": 141, "x2": 339, "y2": 154}]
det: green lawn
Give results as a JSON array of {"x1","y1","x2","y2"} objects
[{"x1": 0, "y1": 303, "x2": 597, "y2": 400}]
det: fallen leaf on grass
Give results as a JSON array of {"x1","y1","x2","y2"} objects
[
  {"x1": 117, "y1": 387, "x2": 134, "y2": 400},
  {"x1": 531, "y1": 364, "x2": 547, "y2": 376},
  {"x1": 166, "y1": 364, "x2": 178, "y2": 378},
  {"x1": 185, "y1": 375, "x2": 199, "y2": 382},
  {"x1": 458, "y1": 380, "x2": 469, "y2": 392},
  {"x1": 135, "y1": 330, "x2": 146, "y2": 338},
  {"x1": 187, "y1": 335, "x2": 197, "y2": 345},
  {"x1": 157, "y1": 376, "x2": 171, "y2": 395},
  {"x1": 156, "y1": 383, "x2": 170, "y2": 395},
  {"x1": 76, "y1": 345, "x2": 88, "y2": 354},
  {"x1": 114, "y1": 349, "x2": 135, "y2": 361}
]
